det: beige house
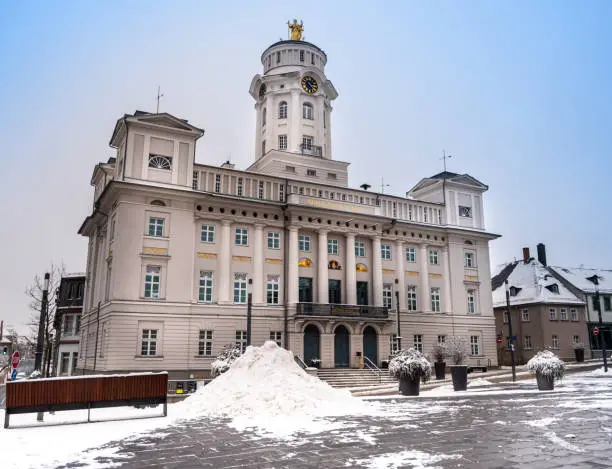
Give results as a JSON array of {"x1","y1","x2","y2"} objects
[{"x1": 77, "y1": 27, "x2": 500, "y2": 378}]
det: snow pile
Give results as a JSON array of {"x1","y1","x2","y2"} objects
[
  {"x1": 587, "y1": 367, "x2": 612, "y2": 377},
  {"x1": 175, "y1": 341, "x2": 371, "y2": 437},
  {"x1": 389, "y1": 348, "x2": 432, "y2": 380},
  {"x1": 526, "y1": 350, "x2": 565, "y2": 379},
  {"x1": 345, "y1": 449, "x2": 462, "y2": 468}
]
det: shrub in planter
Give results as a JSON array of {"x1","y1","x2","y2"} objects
[
  {"x1": 211, "y1": 344, "x2": 242, "y2": 378},
  {"x1": 446, "y1": 336, "x2": 469, "y2": 391},
  {"x1": 431, "y1": 343, "x2": 447, "y2": 380},
  {"x1": 389, "y1": 348, "x2": 432, "y2": 396},
  {"x1": 526, "y1": 350, "x2": 565, "y2": 391},
  {"x1": 572, "y1": 342, "x2": 585, "y2": 363}
]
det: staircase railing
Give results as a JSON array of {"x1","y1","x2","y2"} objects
[
  {"x1": 363, "y1": 356, "x2": 383, "y2": 383},
  {"x1": 294, "y1": 355, "x2": 308, "y2": 370}
]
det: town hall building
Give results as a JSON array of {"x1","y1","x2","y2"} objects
[{"x1": 77, "y1": 23, "x2": 500, "y2": 377}]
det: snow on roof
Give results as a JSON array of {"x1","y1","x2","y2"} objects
[
  {"x1": 492, "y1": 259, "x2": 584, "y2": 307},
  {"x1": 548, "y1": 266, "x2": 612, "y2": 294}
]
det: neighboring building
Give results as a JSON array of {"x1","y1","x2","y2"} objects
[
  {"x1": 549, "y1": 265, "x2": 612, "y2": 357},
  {"x1": 492, "y1": 245, "x2": 588, "y2": 365},
  {"x1": 54, "y1": 273, "x2": 85, "y2": 376},
  {"x1": 77, "y1": 23, "x2": 500, "y2": 378}
]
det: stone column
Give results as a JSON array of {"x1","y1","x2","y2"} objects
[
  {"x1": 253, "y1": 224, "x2": 265, "y2": 305},
  {"x1": 345, "y1": 233, "x2": 356, "y2": 305},
  {"x1": 419, "y1": 244, "x2": 429, "y2": 312},
  {"x1": 395, "y1": 240, "x2": 407, "y2": 311},
  {"x1": 288, "y1": 227, "x2": 299, "y2": 304},
  {"x1": 318, "y1": 229, "x2": 329, "y2": 304},
  {"x1": 218, "y1": 220, "x2": 232, "y2": 303},
  {"x1": 372, "y1": 236, "x2": 383, "y2": 307},
  {"x1": 442, "y1": 247, "x2": 452, "y2": 314}
]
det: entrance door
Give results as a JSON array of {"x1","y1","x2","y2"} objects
[
  {"x1": 329, "y1": 279, "x2": 341, "y2": 304},
  {"x1": 299, "y1": 277, "x2": 313, "y2": 303},
  {"x1": 303, "y1": 324, "x2": 321, "y2": 365},
  {"x1": 356, "y1": 281, "x2": 368, "y2": 305},
  {"x1": 363, "y1": 326, "x2": 378, "y2": 365},
  {"x1": 334, "y1": 325, "x2": 350, "y2": 367}
]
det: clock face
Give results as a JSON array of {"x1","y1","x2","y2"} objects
[{"x1": 301, "y1": 76, "x2": 318, "y2": 94}]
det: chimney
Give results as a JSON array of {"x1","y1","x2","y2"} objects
[
  {"x1": 522, "y1": 247, "x2": 530, "y2": 264},
  {"x1": 537, "y1": 243, "x2": 547, "y2": 266}
]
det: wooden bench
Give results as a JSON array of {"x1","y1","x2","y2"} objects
[{"x1": 4, "y1": 372, "x2": 168, "y2": 428}]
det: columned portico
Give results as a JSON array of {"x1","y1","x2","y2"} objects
[
  {"x1": 372, "y1": 236, "x2": 383, "y2": 307},
  {"x1": 395, "y1": 240, "x2": 406, "y2": 311},
  {"x1": 442, "y1": 247, "x2": 452, "y2": 313},
  {"x1": 288, "y1": 227, "x2": 299, "y2": 304},
  {"x1": 218, "y1": 220, "x2": 232, "y2": 303},
  {"x1": 318, "y1": 230, "x2": 329, "y2": 303},
  {"x1": 419, "y1": 244, "x2": 429, "y2": 312},
  {"x1": 253, "y1": 223, "x2": 265, "y2": 305},
  {"x1": 345, "y1": 233, "x2": 356, "y2": 305}
]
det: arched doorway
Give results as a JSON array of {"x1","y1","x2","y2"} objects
[
  {"x1": 303, "y1": 324, "x2": 320, "y2": 366},
  {"x1": 363, "y1": 326, "x2": 378, "y2": 365},
  {"x1": 334, "y1": 325, "x2": 350, "y2": 368}
]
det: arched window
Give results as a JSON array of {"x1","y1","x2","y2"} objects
[
  {"x1": 279, "y1": 101, "x2": 288, "y2": 119},
  {"x1": 150, "y1": 200, "x2": 166, "y2": 207},
  {"x1": 262, "y1": 108, "x2": 266, "y2": 127},
  {"x1": 303, "y1": 102, "x2": 313, "y2": 120}
]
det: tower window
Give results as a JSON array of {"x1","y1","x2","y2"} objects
[
  {"x1": 262, "y1": 107, "x2": 266, "y2": 127},
  {"x1": 258, "y1": 181, "x2": 264, "y2": 199},
  {"x1": 279, "y1": 101, "x2": 288, "y2": 119},
  {"x1": 237, "y1": 177, "x2": 243, "y2": 196},
  {"x1": 311, "y1": 53, "x2": 315, "y2": 65},
  {"x1": 276, "y1": 51, "x2": 281, "y2": 64},
  {"x1": 300, "y1": 50, "x2": 304, "y2": 62},
  {"x1": 214, "y1": 174, "x2": 221, "y2": 193},
  {"x1": 307, "y1": 169, "x2": 316, "y2": 177},
  {"x1": 279, "y1": 134, "x2": 288, "y2": 150},
  {"x1": 262, "y1": 140, "x2": 266, "y2": 155},
  {"x1": 303, "y1": 102, "x2": 314, "y2": 120},
  {"x1": 148, "y1": 154, "x2": 171, "y2": 170},
  {"x1": 302, "y1": 135, "x2": 313, "y2": 150},
  {"x1": 267, "y1": 56, "x2": 271, "y2": 68},
  {"x1": 323, "y1": 111, "x2": 326, "y2": 129}
]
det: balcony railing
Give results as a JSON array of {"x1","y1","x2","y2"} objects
[
  {"x1": 295, "y1": 303, "x2": 389, "y2": 318},
  {"x1": 300, "y1": 144, "x2": 323, "y2": 157}
]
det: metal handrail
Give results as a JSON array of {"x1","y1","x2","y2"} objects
[
  {"x1": 294, "y1": 355, "x2": 308, "y2": 370},
  {"x1": 363, "y1": 356, "x2": 383, "y2": 383}
]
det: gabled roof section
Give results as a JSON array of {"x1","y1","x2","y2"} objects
[
  {"x1": 549, "y1": 266, "x2": 612, "y2": 294},
  {"x1": 408, "y1": 172, "x2": 488, "y2": 196},
  {"x1": 109, "y1": 111, "x2": 205, "y2": 148}
]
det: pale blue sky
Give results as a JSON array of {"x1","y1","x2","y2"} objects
[{"x1": 1, "y1": 1, "x2": 610, "y2": 332}]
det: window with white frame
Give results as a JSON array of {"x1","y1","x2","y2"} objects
[
  {"x1": 270, "y1": 331, "x2": 282, "y2": 347},
  {"x1": 465, "y1": 251, "x2": 475, "y2": 268},
  {"x1": 201, "y1": 224, "x2": 215, "y2": 243},
  {"x1": 148, "y1": 217, "x2": 164, "y2": 237},
  {"x1": 303, "y1": 102, "x2": 314, "y2": 120},
  {"x1": 355, "y1": 241, "x2": 366, "y2": 257},
  {"x1": 299, "y1": 235, "x2": 311, "y2": 252},
  {"x1": 235, "y1": 228, "x2": 248, "y2": 246},
  {"x1": 503, "y1": 311, "x2": 508, "y2": 323},
  {"x1": 552, "y1": 334, "x2": 559, "y2": 349},
  {"x1": 278, "y1": 101, "x2": 288, "y2": 119},
  {"x1": 407, "y1": 285, "x2": 417, "y2": 311},
  {"x1": 267, "y1": 275, "x2": 280, "y2": 304},
  {"x1": 549, "y1": 308, "x2": 557, "y2": 320},
  {"x1": 383, "y1": 284, "x2": 393, "y2": 309},
  {"x1": 144, "y1": 266, "x2": 161, "y2": 298},
  {"x1": 302, "y1": 135, "x2": 313, "y2": 150},
  {"x1": 215, "y1": 174, "x2": 221, "y2": 193},
  {"x1": 560, "y1": 308, "x2": 568, "y2": 321},
  {"x1": 437, "y1": 335, "x2": 446, "y2": 344},
  {"x1": 328, "y1": 239, "x2": 339, "y2": 255},
  {"x1": 141, "y1": 329, "x2": 158, "y2": 356},
  {"x1": 267, "y1": 232, "x2": 280, "y2": 249},
  {"x1": 521, "y1": 309, "x2": 530, "y2": 321},
  {"x1": 236, "y1": 330, "x2": 247, "y2": 353},
  {"x1": 192, "y1": 171, "x2": 199, "y2": 190},
  {"x1": 470, "y1": 335, "x2": 481, "y2": 355},
  {"x1": 571, "y1": 309, "x2": 578, "y2": 321},
  {"x1": 429, "y1": 249, "x2": 439, "y2": 265},
  {"x1": 381, "y1": 244, "x2": 392, "y2": 260},
  {"x1": 60, "y1": 352, "x2": 70, "y2": 375},
  {"x1": 413, "y1": 334, "x2": 423, "y2": 353},
  {"x1": 148, "y1": 154, "x2": 172, "y2": 170},
  {"x1": 279, "y1": 134, "x2": 288, "y2": 150},
  {"x1": 390, "y1": 334, "x2": 399, "y2": 354},
  {"x1": 431, "y1": 287, "x2": 441, "y2": 312},
  {"x1": 258, "y1": 181, "x2": 264, "y2": 199},
  {"x1": 199, "y1": 271, "x2": 213, "y2": 302},
  {"x1": 467, "y1": 289, "x2": 476, "y2": 313},
  {"x1": 233, "y1": 273, "x2": 247, "y2": 304},
  {"x1": 198, "y1": 330, "x2": 213, "y2": 356},
  {"x1": 237, "y1": 177, "x2": 244, "y2": 196},
  {"x1": 279, "y1": 183, "x2": 285, "y2": 202},
  {"x1": 406, "y1": 247, "x2": 416, "y2": 263},
  {"x1": 572, "y1": 335, "x2": 581, "y2": 345},
  {"x1": 306, "y1": 169, "x2": 316, "y2": 177},
  {"x1": 524, "y1": 335, "x2": 532, "y2": 349},
  {"x1": 262, "y1": 140, "x2": 266, "y2": 155},
  {"x1": 299, "y1": 50, "x2": 304, "y2": 62}
]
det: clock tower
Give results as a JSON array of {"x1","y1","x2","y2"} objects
[{"x1": 249, "y1": 22, "x2": 338, "y2": 162}]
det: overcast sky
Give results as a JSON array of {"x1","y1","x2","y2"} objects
[{"x1": 1, "y1": 1, "x2": 610, "y2": 334}]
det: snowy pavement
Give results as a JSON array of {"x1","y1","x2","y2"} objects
[{"x1": 5, "y1": 367, "x2": 608, "y2": 469}]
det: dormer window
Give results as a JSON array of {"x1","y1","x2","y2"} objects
[
  {"x1": 459, "y1": 205, "x2": 472, "y2": 218},
  {"x1": 509, "y1": 286, "x2": 522, "y2": 297},
  {"x1": 148, "y1": 154, "x2": 172, "y2": 170},
  {"x1": 546, "y1": 284, "x2": 560, "y2": 294}
]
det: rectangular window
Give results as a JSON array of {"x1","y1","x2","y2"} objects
[
  {"x1": 503, "y1": 311, "x2": 508, "y2": 323},
  {"x1": 148, "y1": 217, "x2": 164, "y2": 237},
  {"x1": 235, "y1": 228, "x2": 248, "y2": 246},
  {"x1": 549, "y1": 308, "x2": 557, "y2": 320},
  {"x1": 604, "y1": 296, "x2": 611, "y2": 311},
  {"x1": 355, "y1": 241, "x2": 366, "y2": 257},
  {"x1": 71, "y1": 352, "x2": 78, "y2": 374},
  {"x1": 267, "y1": 232, "x2": 280, "y2": 249},
  {"x1": 429, "y1": 249, "x2": 439, "y2": 265},
  {"x1": 199, "y1": 271, "x2": 213, "y2": 302},
  {"x1": 285, "y1": 165, "x2": 295, "y2": 173},
  {"x1": 437, "y1": 335, "x2": 446, "y2": 344},
  {"x1": 74, "y1": 315, "x2": 81, "y2": 335},
  {"x1": 63, "y1": 314, "x2": 74, "y2": 335},
  {"x1": 270, "y1": 331, "x2": 282, "y2": 347},
  {"x1": 552, "y1": 335, "x2": 559, "y2": 349},
  {"x1": 328, "y1": 239, "x2": 339, "y2": 255},
  {"x1": 302, "y1": 135, "x2": 313, "y2": 150},
  {"x1": 431, "y1": 287, "x2": 441, "y2": 312},
  {"x1": 381, "y1": 244, "x2": 392, "y2": 260},
  {"x1": 299, "y1": 50, "x2": 304, "y2": 62},
  {"x1": 276, "y1": 51, "x2": 280, "y2": 63},
  {"x1": 299, "y1": 235, "x2": 311, "y2": 252},
  {"x1": 279, "y1": 183, "x2": 285, "y2": 202},
  {"x1": 467, "y1": 289, "x2": 476, "y2": 314},
  {"x1": 311, "y1": 52, "x2": 315, "y2": 65},
  {"x1": 406, "y1": 247, "x2": 416, "y2": 263},
  {"x1": 279, "y1": 134, "x2": 288, "y2": 150},
  {"x1": 144, "y1": 266, "x2": 161, "y2": 298},
  {"x1": 307, "y1": 169, "x2": 316, "y2": 177},
  {"x1": 571, "y1": 309, "x2": 578, "y2": 321},
  {"x1": 524, "y1": 335, "x2": 532, "y2": 349},
  {"x1": 390, "y1": 334, "x2": 399, "y2": 354},
  {"x1": 560, "y1": 308, "x2": 568, "y2": 321},
  {"x1": 383, "y1": 284, "x2": 393, "y2": 309},
  {"x1": 327, "y1": 172, "x2": 337, "y2": 180},
  {"x1": 201, "y1": 224, "x2": 215, "y2": 243},
  {"x1": 262, "y1": 140, "x2": 266, "y2": 155},
  {"x1": 407, "y1": 285, "x2": 417, "y2": 311},
  {"x1": 237, "y1": 177, "x2": 244, "y2": 196},
  {"x1": 257, "y1": 181, "x2": 264, "y2": 199},
  {"x1": 141, "y1": 329, "x2": 158, "y2": 356},
  {"x1": 233, "y1": 274, "x2": 247, "y2": 304},
  {"x1": 521, "y1": 309, "x2": 530, "y2": 321},
  {"x1": 572, "y1": 335, "x2": 581, "y2": 345},
  {"x1": 470, "y1": 335, "x2": 480, "y2": 355},
  {"x1": 215, "y1": 174, "x2": 221, "y2": 193},
  {"x1": 192, "y1": 171, "x2": 199, "y2": 190},
  {"x1": 465, "y1": 252, "x2": 474, "y2": 268},
  {"x1": 198, "y1": 330, "x2": 213, "y2": 356},
  {"x1": 60, "y1": 352, "x2": 70, "y2": 375},
  {"x1": 267, "y1": 276, "x2": 280, "y2": 304},
  {"x1": 236, "y1": 330, "x2": 247, "y2": 353},
  {"x1": 413, "y1": 334, "x2": 423, "y2": 353}
]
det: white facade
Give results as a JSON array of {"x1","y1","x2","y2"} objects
[{"x1": 77, "y1": 32, "x2": 500, "y2": 378}]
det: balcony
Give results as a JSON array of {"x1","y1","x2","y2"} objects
[
  {"x1": 295, "y1": 303, "x2": 389, "y2": 319},
  {"x1": 300, "y1": 144, "x2": 323, "y2": 157}
]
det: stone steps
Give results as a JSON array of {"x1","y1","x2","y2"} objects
[{"x1": 316, "y1": 368, "x2": 397, "y2": 388}]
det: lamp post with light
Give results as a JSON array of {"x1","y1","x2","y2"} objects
[
  {"x1": 504, "y1": 280, "x2": 517, "y2": 382},
  {"x1": 394, "y1": 278, "x2": 402, "y2": 351},
  {"x1": 246, "y1": 278, "x2": 253, "y2": 347}
]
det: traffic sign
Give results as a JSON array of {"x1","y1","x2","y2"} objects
[
  {"x1": 10, "y1": 369, "x2": 17, "y2": 380},
  {"x1": 593, "y1": 327, "x2": 599, "y2": 336},
  {"x1": 11, "y1": 351, "x2": 20, "y2": 369}
]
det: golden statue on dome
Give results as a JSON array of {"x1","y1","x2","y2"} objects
[{"x1": 287, "y1": 19, "x2": 304, "y2": 41}]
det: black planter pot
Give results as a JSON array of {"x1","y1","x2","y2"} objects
[
  {"x1": 450, "y1": 366, "x2": 468, "y2": 391},
  {"x1": 434, "y1": 361, "x2": 446, "y2": 380},
  {"x1": 536, "y1": 372, "x2": 554, "y2": 391},
  {"x1": 399, "y1": 375, "x2": 421, "y2": 396},
  {"x1": 574, "y1": 348, "x2": 585, "y2": 363}
]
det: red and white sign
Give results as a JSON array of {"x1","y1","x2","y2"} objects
[
  {"x1": 11, "y1": 351, "x2": 21, "y2": 369},
  {"x1": 593, "y1": 327, "x2": 600, "y2": 336}
]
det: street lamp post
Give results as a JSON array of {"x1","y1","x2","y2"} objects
[
  {"x1": 394, "y1": 278, "x2": 401, "y2": 351},
  {"x1": 588, "y1": 275, "x2": 608, "y2": 372},
  {"x1": 246, "y1": 278, "x2": 253, "y2": 347},
  {"x1": 34, "y1": 273, "x2": 50, "y2": 374},
  {"x1": 504, "y1": 280, "x2": 517, "y2": 382}
]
